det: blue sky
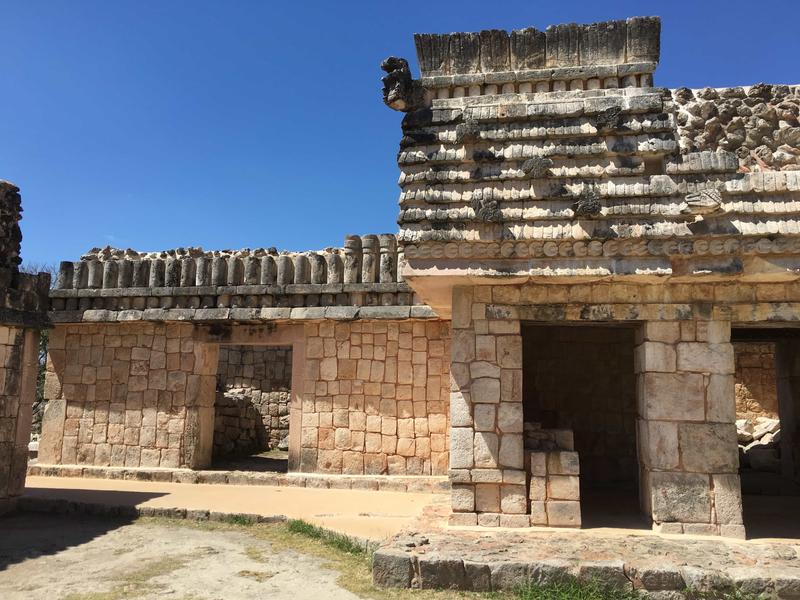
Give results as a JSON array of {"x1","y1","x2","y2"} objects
[{"x1": 3, "y1": 1, "x2": 798, "y2": 265}]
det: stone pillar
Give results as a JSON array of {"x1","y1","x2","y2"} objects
[
  {"x1": 308, "y1": 254, "x2": 326, "y2": 284},
  {"x1": 361, "y1": 235, "x2": 379, "y2": 284},
  {"x1": 343, "y1": 235, "x2": 362, "y2": 284},
  {"x1": 0, "y1": 327, "x2": 38, "y2": 515},
  {"x1": 635, "y1": 320, "x2": 744, "y2": 538},
  {"x1": 378, "y1": 235, "x2": 397, "y2": 283},
  {"x1": 56, "y1": 261, "x2": 73, "y2": 289},
  {"x1": 182, "y1": 337, "x2": 219, "y2": 469},
  {"x1": 243, "y1": 257, "x2": 260, "y2": 285},
  {"x1": 325, "y1": 253, "x2": 343, "y2": 285},
  {"x1": 165, "y1": 257, "x2": 181, "y2": 287},
  {"x1": 276, "y1": 256, "x2": 294, "y2": 286},
  {"x1": 449, "y1": 285, "x2": 528, "y2": 528},
  {"x1": 260, "y1": 256, "x2": 276, "y2": 285},
  {"x1": 132, "y1": 260, "x2": 150, "y2": 287}
]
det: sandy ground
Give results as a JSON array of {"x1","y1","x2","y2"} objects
[
  {"x1": 0, "y1": 513, "x2": 361, "y2": 600},
  {"x1": 24, "y1": 475, "x2": 438, "y2": 540}
]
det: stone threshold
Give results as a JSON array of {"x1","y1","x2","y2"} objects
[
  {"x1": 15, "y1": 495, "x2": 379, "y2": 551},
  {"x1": 372, "y1": 530, "x2": 800, "y2": 597},
  {"x1": 28, "y1": 463, "x2": 450, "y2": 494}
]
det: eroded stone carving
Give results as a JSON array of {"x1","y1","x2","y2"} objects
[
  {"x1": 472, "y1": 196, "x2": 503, "y2": 223},
  {"x1": 571, "y1": 188, "x2": 602, "y2": 219},
  {"x1": 0, "y1": 181, "x2": 23, "y2": 270},
  {"x1": 521, "y1": 156, "x2": 554, "y2": 178},
  {"x1": 595, "y1": 105, "x2": 623, "y2": 131},
  {"x1": 673, "y1": 84, "x2": 800, "y2": 171},
  {"x1": 381, "y1": 56, "x2": 427, "y2": 112},
  {"x1": 680, "y1": 189, "x2": 723, "y2": 215}
]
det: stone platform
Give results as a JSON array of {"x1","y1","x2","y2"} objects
[
  {"x1": 28, "y1": 463, "x2": 449, "y2": 494},
  {"x1": 373, "y1": 503, "x2": 800, "y2": 597}
]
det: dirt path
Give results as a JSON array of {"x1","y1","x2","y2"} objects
[{"x1": 0, "y1": 513, "x2": 362, "y2": 600}]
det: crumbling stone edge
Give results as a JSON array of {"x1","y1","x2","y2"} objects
[
  {"x1": 14, "y1": 496, "x2": 378, "y2": 552},
  {"x1": 28, "y1": 463, "x2": 450, "y2": 494},
  {"x1": 371, "y1": 549, "x2": 800, "y2": 597}
]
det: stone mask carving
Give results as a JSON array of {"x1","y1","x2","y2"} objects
[{"x1": 381, "y1": 56, "x2": 426, "y2": 112}]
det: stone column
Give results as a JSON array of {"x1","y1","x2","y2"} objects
[
  {"x1": 449, "y1": 285, "x2": 528, "y2": 528},
  {"x1": 378, "y1": 234, "x2": 397, "y2": 283},
  {"x1": 0, "y1": 327, "x2": 38, "y2": 515},
  {"x1": 361, "y1": 235, "x2": 379, "y2": 284},
  {"x1": 636, "y1": 320, "x2": 744, "y2": 538},
  {"x1": 182, "y1": 336, "x2": 219, "y2": 469},
  {"x1": 343, "y1": 236, "x2": 362, "y2": 284}
]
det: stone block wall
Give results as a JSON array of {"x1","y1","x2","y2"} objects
[
  {"x1": 635, "y1": 321, "x2": 744, "y2": 538},
  {"x1": 734, "y1": 342, "x2": 778, "y2": 418},
  {"x1": 0, "y1": 326, "x2": 37, "y2": 514},
  {"x1": 39, "y1": 322, "x2": 218, "y2": 469},
  {"x1": 448, "y1": 284, "x2": 745, "y2": 535},
  {"x1": 522, "y1": 326, "x2": 637, "y2": 485},
  {"x1": 528, "y1": 449, "x2": 582, "y2": 528},
  {"x1": 449, "y1": 286, "x2": 528, "y2": 528},
  {"x1": 214, "y1": 345, "x2": 292, "y2": 457},
  {"x1": 299, "y1": 320, "x2": 450, "y2": 476}
]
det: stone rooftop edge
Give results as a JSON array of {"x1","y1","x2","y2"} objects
[{"x1": 414, "y1": 17, "x2": 660, "y2": 78}]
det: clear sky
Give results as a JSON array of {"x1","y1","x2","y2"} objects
[{"x1": 3, "y1": 0, "x2": 799, "y2": 265}]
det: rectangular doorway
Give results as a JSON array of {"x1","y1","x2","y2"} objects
[
  {"x1": 732, "y1": 328, "x2": 800, "y2": 539},
  {"x1": 522, "y1": 323, "x2": 645, "y2": 529},
  {"x1": 211, "y1": 344, "x2": 292, "y2": 473}
]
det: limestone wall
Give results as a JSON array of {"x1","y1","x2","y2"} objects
[
  {"x1": 448, "y1": 283, "x2": 744, "y2": 536},
  {"x1": 299, "y1": 320, "x2": 450, "y2": 475},
  {"x1": 734, "y1": 342, "x2": 778, "y2": 419},
  {"x1": 0, "y1": 326, "x2": 37, "y2": 514},
  {"x1": 39, "y1": 319, "x2": 452, "y2": 477},
  {"x1": 214, "y1": 345, "x2": 292, "y2": 456},
  {"x1": 39, "y1": 322, "x2": 218, "y2": 469}
]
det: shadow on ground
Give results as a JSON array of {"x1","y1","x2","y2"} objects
[
  {"x1": 743, "y1": 494, "x2": 800, "y2": 539},
  {"x1": 0, "y1": 511, "x2": 134, "y2": 571},
  {"x1": 211, "y1": 450, "x2": 289, "y2": 473}
]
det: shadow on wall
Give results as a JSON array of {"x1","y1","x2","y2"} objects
[{"x1": 0, "y1": 488, "x2": 166, "y2": 570}]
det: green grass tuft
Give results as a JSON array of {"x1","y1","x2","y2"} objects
[
  {"x1": 515, "y1": 577, "x2": 640, "y2": 600},
  {"x1": 223, "y1": 514, "x2": 257, "y2": 526},
  {"x1": 286, "y1": 519, "x2": 368, "y2": 556}
]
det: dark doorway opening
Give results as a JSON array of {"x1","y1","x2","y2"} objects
[
  {"x1": 732, "y1": 328, "x2": 800, "y2": 539},
  {"x1": 522, "y1": 323, "x2": 646, "y2": 529},
  {"x1": 210, "y1": 345, "x2": 292, "y2": 473}
]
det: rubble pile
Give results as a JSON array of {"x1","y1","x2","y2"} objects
[{"x1": 738, "y1": 417, "x2": 781, "y2": 472}]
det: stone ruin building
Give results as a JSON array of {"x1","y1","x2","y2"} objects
[
  {"x1": 4, "y1": 16, "x2": 800, "y2": 540},
  {"x1": 0, "y1": 182, "x2": 50, "y2": 515}
]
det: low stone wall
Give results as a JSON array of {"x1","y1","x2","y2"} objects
[
  {"x1": 39, "y1": 322, "x2": 218, "y2": 469},
  {"x1": 214, "y1": 345, "x2": 292, "y2": 457},
  {"x1": 299, "y1": 320, "x2": 450, "y2": 476},
  {"x1": 0, "y1": 326, "x2": 38, "y2": 514}
]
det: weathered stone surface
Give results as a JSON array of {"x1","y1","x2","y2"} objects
[
  {"x1": 650, "y1": 472, "x2": 711, "y2": 524},
  {"x1": 678, "y1": 423, "x2": 739, "y2": 473},
  {"x1": 418, "y1": 554, "x2": 467, "y2": 589},
  {"x1": 372, "y1": 549, "x2": 414, "y2": 588},
  {"x1": 642, "y1": 373, "x2": 705, "y2": 421}
]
